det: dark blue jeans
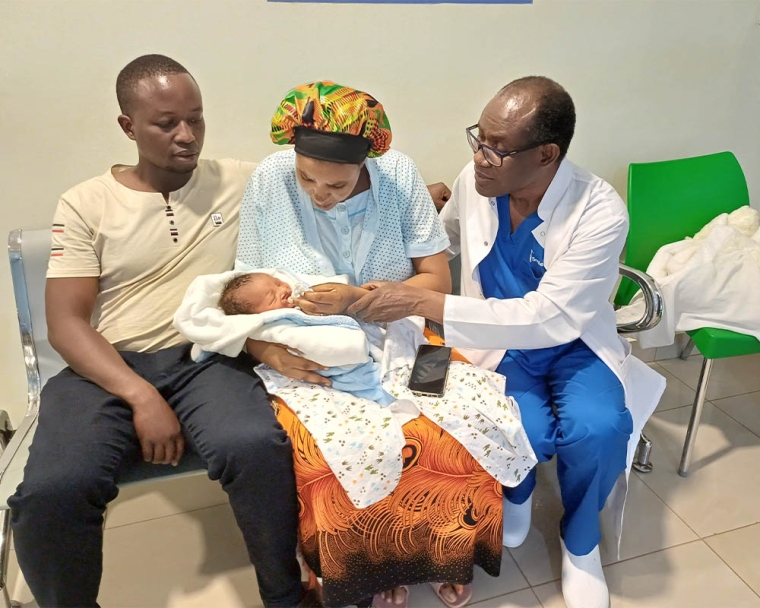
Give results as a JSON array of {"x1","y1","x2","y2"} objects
[{"x1": 9, "y1": 344, "x2": 304, "y2": 607}]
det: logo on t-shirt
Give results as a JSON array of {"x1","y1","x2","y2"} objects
[{"x1": 211, "y1": 213, "x2": 224, "y2": 227}]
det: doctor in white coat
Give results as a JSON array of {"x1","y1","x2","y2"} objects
[{"x1": 350, "y1": 76, "x2": 665, "y2": 608}]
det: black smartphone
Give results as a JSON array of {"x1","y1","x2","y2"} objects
[{"x1": 408, "y1": 344, "x2": 452, "y2": 398}]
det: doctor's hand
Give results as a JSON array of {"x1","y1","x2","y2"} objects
[
  {"x1": 245, "y1": 339, "x2": 331, "y2": 387},
  {"x1": 295, "y1": 283, "x2": 367, "y2": 316},
  {"x1": 426, "y1": 182, "x2": 451, "y2": 211},
  {"x1": 348, "y1": 282, "x2": 421, "y2": 323}
]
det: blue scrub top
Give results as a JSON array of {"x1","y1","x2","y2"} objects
[{"x1": 478, "y1": 195, "x2": 580, "y2": 377}]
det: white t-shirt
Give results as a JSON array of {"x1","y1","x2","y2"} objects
[{"x1": 47, "y1": 158, "x2": 256, "y2": 352}]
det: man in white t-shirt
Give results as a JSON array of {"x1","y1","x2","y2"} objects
[{"x1": 8, "y1": 55, "x2": 320, "y2": 608}]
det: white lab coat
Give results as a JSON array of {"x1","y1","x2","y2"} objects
[{"x1": 439, "y1": 158, "x2": 666, "y2": 554}]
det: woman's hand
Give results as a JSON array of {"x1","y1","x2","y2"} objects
[
  {"x1": 295, "y1": 283, "x2": 367, "y2": 316},
  {"x1": 246, "y1": 339, "x2": 331, "y2": 386},
  {"x1": 360, "y1": 280, "x2": 389, "y2": 291}
]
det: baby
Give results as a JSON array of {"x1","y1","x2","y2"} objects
[
  {"x1": 219, "y1": 272, "x2": 299, "y2": 315},
  {"x1": 215, "y1": 270, "x2": 394, "y2": 405}
]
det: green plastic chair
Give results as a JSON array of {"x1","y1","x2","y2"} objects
[{"x1": 619, "y1": 151, "x2": 760, "y2": 477}]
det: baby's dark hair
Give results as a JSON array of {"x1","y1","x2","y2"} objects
[{"x1": 219, "y1": 273, "x2": 259, "y2": 315}]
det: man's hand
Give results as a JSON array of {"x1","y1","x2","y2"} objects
[
  {"x1": 246, "y1": 339, "x2": 331, "y2": 386},
  {"x1": 427, "y1": 182, "x2": 451, "y2": 211},
  {"x1": 349, "y1": 282, "x2": 447, "y2": 323},
  {"x1": 130, "y1": 387, "x2": 185, "y2": 466},
  {"x1": 46, "y1": 277, "x2": 186, "y2": 467},
  {"x1": 295, "y1": 283, "x2": 366, "y2": 316},
  {"x1": 348, "y1": 282, "x2": 422, "y2": 323}
]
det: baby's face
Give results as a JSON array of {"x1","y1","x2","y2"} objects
[{"x1": 242, "y1": 275, "x2": 295, "y2": 314}]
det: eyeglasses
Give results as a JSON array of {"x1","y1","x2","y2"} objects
[{"x1": 465, "y1": 124, "x2": 545, "y2": 167}]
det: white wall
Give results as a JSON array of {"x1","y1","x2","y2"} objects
[{"x1": 1, "y1": 0, "x2": 758, "y2": 422}]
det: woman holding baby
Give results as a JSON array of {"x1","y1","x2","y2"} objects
[
  {"x1": 238, "y1": 83, "x2": 451, "y2": 381},
  {"x1": 230, "y1": 82, "x2": 494, "y2": 608}
]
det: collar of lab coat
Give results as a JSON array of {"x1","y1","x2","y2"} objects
[
  {"x1": 465, "y1": 158, "x2": 574, "y2": 268},
  {"x1": 535, "y1": 158, "x2": 573, "y2": 222}
]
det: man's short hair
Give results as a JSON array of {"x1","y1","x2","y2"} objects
[
  {"x1": 116, "y1": 54, "x2": 192, "y2": 114},
  {"x1": 500, "y1": 76, "x2": 576, "y2": 159}
]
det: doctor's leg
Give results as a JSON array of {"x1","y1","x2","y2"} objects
[
  {"x1": 549, "y1": 341, "x2": 631, "y2": 608},
  {"x1": 500, "y1": 358, "x2": 555, "y2": 546},
  {"x1": 549, "y1": 342, "x2": 631, "y2": 554}
]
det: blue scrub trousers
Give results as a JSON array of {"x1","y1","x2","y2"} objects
[{"x1": 500, "y1": 340, "x2": 632, "y2": 556}]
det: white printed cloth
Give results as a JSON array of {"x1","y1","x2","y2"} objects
[{"x1": 175, "y1": 272, "x2": 537, "y2": 509}]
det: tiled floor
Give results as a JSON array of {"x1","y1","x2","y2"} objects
[{"x1": 8, "y1": 352, "x2": 760, "y2": 607}]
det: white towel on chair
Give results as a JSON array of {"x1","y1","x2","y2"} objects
[{"x1": 617, "y1": 207, "x2": 760, "y2": 348}]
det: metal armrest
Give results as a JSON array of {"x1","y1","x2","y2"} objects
[
  {"x1": 617, "y1": 264, "x2": 663, "y2": 474},
  {"x1": 616, "y1": 264, "x2": 663, "y2": 334},
  {"x1": 0, "y1": 230, "x2": 43, "y2": 483},
  {"x1": 8, "y1": 230, "x2": 42, "y2": 417}
]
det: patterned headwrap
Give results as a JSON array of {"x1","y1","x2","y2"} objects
[{"x1": 271, "y1": 81, "x2": 392, "y2": 164}]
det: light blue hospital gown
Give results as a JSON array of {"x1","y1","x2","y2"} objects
[{"x1": 236, "y1": 149, "x2": 449, "y2": 283}]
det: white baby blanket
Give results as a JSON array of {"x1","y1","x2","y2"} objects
[{"x1": 174, "y1": 269, "x2": 370, "y2": 367}]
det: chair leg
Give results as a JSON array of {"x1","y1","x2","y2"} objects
[
  {"x1": 679, "y1": 337, "x2": 695, "y2": 360},
  {"x1": 633, "y1": 433, "x2": 654, "y2": 473},
  {"x1": 0, "y1": 412, "x2": 16, "y2": 608},
  {"x1": 678, "y1": 358, "x2": 713, "y2": 477},
  {"x1": 0, "y1": 510, "x2": 11, "y2": 608}
]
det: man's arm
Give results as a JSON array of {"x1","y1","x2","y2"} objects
[
  {"x1": 46, "y1": 277, "x2": 185, "y2": 465},
  {"x1": 427, "y1": 182, "x2": 451, "y2": 211},
  {"x1": 441, "y1": 202, "x2": 628, "y2": 351},
  {"x1": 47, "y1": 277, "x2": 151, "y2": 399},
  {"x1": 347, "y1": 281, "x2": 445, "y2": 323},
  {"x1": 350, "y1": 190, "x2": 627, "y2": 341}
]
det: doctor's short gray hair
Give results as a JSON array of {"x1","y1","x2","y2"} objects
[{"x1": 500, "y1": 76, "x2": 576, "y2": 159}]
